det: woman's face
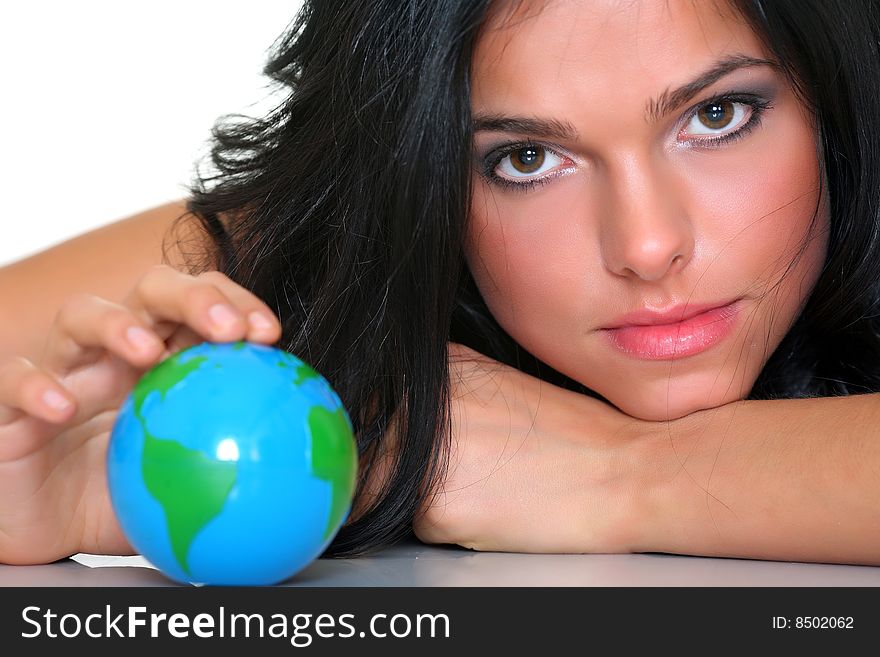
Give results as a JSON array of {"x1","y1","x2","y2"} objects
[{"x1": 466, "y1": 0, "x2": 830, "y2": 421}]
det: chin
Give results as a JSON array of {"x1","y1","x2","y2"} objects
[
  {"x1": 606, "y1": 388, "x2": 746, "y2": 422},
  {"x1": 584, "y1": 360, "x2": 762, "y2": 422}
]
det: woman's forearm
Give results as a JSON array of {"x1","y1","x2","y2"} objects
[{"x1": 633, "y1": 393, "x2": 880, "y2": 565}]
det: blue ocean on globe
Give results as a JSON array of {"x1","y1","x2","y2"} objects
[{"x1": 106, "y1": 340, "x2": 358, "y2": 586}]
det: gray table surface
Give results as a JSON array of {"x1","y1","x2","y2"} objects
[{"x1": 2, "y1": 539, "x2": 879, "y2": 586}]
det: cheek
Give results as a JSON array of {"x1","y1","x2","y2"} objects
[
  {"x1": 686, "y1": 115, "x2": 825, "y2": 297},
  {"x1": 466, "y1": 179, "x2": 597, "y2": 333}
]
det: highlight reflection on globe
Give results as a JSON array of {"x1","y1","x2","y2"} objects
[{"x1": 106, "y1": 340, "x2": 358, "y2": 586}]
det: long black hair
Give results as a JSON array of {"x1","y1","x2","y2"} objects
[{"x1": 172, "y1": 0, "x2": 880, "y2": 557}]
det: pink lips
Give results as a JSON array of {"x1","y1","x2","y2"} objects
[{"x1": 601, "y1": 299, "x2": 742, "y2": 360}]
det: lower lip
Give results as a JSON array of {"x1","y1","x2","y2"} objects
[{"x1": 601, "y1": 300, "x2": 742, "y2": 360}]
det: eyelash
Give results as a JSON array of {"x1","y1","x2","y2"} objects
[{"x1": 479, "y1": 93, "x2": 774, "y2": 193}]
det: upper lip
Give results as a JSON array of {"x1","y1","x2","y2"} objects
[{"x1": 602, "y1": 298, "x2": 740, "y2": 329}]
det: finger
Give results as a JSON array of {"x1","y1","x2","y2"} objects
[
  {"x1": 0, "y1": 357, "x2": 76, "y2": 425},
  {"x1": 163, "y1": 323, "x2": 208, "y2": 356},
  {"x1": 41, "y1": 294, "x2": 165, "y2": 375},
  {"x1": 124, "y1": 265, "x2": 281, "y2": 346},
  {"x1": 195, "y1": 270, "x2": 283, "y2": 344}
]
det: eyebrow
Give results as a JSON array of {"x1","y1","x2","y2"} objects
[
  {"x1": 471, "y1": 115, "x2": 579, "y2": 141},
  {"x1": 644, "y1": 54, "x2": 778, "y2": 124},
  {"x1": 472, "y1": 53, "x2": 778, "y2": 140}
]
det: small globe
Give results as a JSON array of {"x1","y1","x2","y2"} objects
[{"x1": 106, "y1": 340, "x2": 358, "y2": 585}]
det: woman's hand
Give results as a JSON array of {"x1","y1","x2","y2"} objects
[
  {"x1": 0, "y1": 265, "x2": 282, "y2": 565},
  {"x1": 412, "y1": 343, "x2": 650, "y2": 553}
]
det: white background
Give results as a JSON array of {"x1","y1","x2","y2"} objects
[{"x1": 0, "y1": 1, "x2": 304, "y2": 266}]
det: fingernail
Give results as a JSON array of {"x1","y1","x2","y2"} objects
[
  {"x1": 126, "y1": 326, "x2": 159, "y2": 353},
  {"x1": 248, "y1": 311, "x2": 274, "y2": 331},
  {"x1": 209, "y1": 304, "x2": 239, "y2": 330},
  {"x1": 42, "y1": 389, "x2": 71, "y2": 411}
]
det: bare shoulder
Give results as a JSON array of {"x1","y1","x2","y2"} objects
[
  {"x1": 2, "y1": 199, "x2": 213, "y2": 290},
  {"x1": 0, "y1": 200, "x2": 216, "y2": 362},
  {"x1": 49, "y1": 200, "x2": 207, "y2": 271}
]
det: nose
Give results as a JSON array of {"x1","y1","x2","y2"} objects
[{"x1": 600, "y1": 157, "x2": 694, "y2": 282}]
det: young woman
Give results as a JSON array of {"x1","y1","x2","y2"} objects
[{"x1": 2, "y1": 0, "x2": 880, "y2": 566}]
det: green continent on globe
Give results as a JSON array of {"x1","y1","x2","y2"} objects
[
  {"x1": 293, "y1": 363, "x2": 320, "y2": 386},
  {"x1": 140, "y1": 436, "x2": 237, "y2": 575},
  {"x1": 132, "y1": 349, "x2": 238, "y2": 575},
  {"x1": 308, "y1": 405, "x2": 358, "y2": 540},
  {"x1": 277, "y1": 352, "x2": 321, "y2": 386}
]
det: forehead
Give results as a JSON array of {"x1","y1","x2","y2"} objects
[{"x1": 472, "y1": 0, "x2": 769, "y2": 112}]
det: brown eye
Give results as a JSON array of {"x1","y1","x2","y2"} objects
[
  {"x1": 697, "y1": 100, "x2": 735, "y2": 130},
  {"x1": 509, "y1": 146, "x2": 545, "y2": 173},
  {"x1": 491, "y1": 143, "x2": 568, "y2": 185}
]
